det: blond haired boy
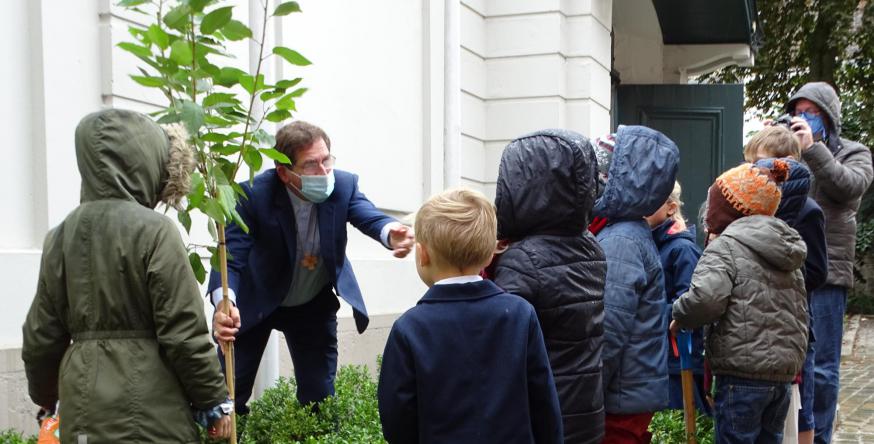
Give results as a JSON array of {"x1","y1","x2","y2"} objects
[
  {"x1": 744, "y1": 125, "x2": 802, "y2": 162},
  {"x1": 377, "y1": 188, "x2": 562, "y2": 444}
]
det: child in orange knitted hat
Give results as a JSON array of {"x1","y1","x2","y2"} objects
[{"x1": 670, "y1": 159, "x2": 809, "y2": 444}]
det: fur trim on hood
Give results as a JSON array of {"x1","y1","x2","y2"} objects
[{"x1": 160, "y1": 123, "x2": 195, "y2": 210}]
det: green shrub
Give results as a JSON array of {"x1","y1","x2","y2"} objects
[
  {"x1": 856, "y1": 219, "x2": 874, "y2": 256},
  {"x1": 5, "y1": 365, "x2": 726, "y2": 443},
  {"x1": 0, "y1": 430, "x2": 36, "y2": 444},
  {"x1": 649, "y1": 409, "x2": 715, "y2": 444},
  {"x1": 202, "y1": 365, "x2": 385, "y2": 444}
]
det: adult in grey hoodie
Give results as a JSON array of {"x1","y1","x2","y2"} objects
[{"x1": 785, "y1": 82, "x2": 873, "y2": 443}]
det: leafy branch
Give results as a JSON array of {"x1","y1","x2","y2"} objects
[{"x1": 117, "y1": 0, "x2": 311, "y2": 282}]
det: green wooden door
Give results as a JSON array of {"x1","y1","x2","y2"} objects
[{"x1": 616, "y1": 84, "x2": 744, "y2": 244}]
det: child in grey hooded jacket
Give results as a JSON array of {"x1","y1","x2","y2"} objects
[{"x1": 672, "y1": 159, "x2": 808, "y2": 444}]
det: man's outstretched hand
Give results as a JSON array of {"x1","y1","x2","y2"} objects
[
  {"x1": 388, "y1": 224, "x2": 415, "y2": 258},
  {"x1": 213, "y1": 299, "x2": 241, "y2": 350}
]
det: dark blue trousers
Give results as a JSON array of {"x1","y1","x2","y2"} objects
[
  {"x1": 810, "y1": 285, "x2": 847, "y2": 443},
  {"x1": 219, "y1": 286, "x2": 340, "y2": 414}
]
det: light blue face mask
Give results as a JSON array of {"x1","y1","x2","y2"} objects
[
  {"x1": 799, "y1": 112, "x2": 828, "y2": 141},
  {"x1": 290, "y1": 170, "x2": 335, "y2": 203}
]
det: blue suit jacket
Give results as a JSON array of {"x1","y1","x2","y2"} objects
[{"x1": 207, "y1": 168, "x2": 396, "y2": 334}]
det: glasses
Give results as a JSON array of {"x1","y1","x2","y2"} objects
[
  {"x1": 794, "y1": 106, "x2": 821, "y2": 117},
  {"x1": 294, "y1": 155, "x2": 336, "y2": 175}
]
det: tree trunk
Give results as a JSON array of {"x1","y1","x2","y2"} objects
[{"x1": 808, "y1": 7, "x2": 840, "y2": 88}]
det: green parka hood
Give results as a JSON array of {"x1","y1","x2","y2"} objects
[
  {"x1": 75, "y1": 108, "x2": 193, "y2": 209},
  {"x1": 23, "y1": 109, "x2": 224, "y2": 443}
]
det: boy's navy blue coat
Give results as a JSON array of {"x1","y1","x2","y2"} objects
[
  {"x1": 595, "y1": 125, "x2": 679, "y2": 414},
  {"x1": 652, "y1": 220, "x2": 704, "y2": 376},
  {"x1": 755, "y1": 158, "x2": 828, "y2": 294},
  {"x1": 378, "y1": 280, "x2": 563, "y2": 444}
]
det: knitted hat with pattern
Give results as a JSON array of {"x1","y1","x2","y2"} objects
[{"x1": 705, "y1": 159, "x2": 790, "y2": 235}]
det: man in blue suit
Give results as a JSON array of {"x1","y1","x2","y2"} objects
[{"x1": 210, "y1": 121, "x2": 414, "y2": 413}]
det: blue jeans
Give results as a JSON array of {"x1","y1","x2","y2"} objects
[
  {"x1": 715, "y1": 376, "x2": 791, "y2": 444},
  {"x1": 810, "y1": 285, "x2": 847, "y2": 443}
]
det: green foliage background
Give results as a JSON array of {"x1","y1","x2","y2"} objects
[{"x1": 700, "y1": 0, "x2": 874, "y2": 151}]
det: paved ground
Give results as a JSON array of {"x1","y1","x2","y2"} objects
[{"x1": 833, "y1": 315, "x2": 874, "y2": 443}]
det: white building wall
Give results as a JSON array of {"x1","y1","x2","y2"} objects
[
  {"x1": 612, "y1": 0, "x2": 664, "y2": 84},
  {"x1": 0, "y1": 0, "x2": 614, "y2": 434},
  {"x1": 460, "y1": 0, "x2": 613, "y2": 201},
  {"x1": 0, "y1": 0, "x2": 109, "y2": 432},
  {"x1": 279, "y1": 0, "x2": 431, "y2": 321},
  {"x1": 0, "y1": 0, "x2": 117, "y2": 347},
  {"x1": 459, "y1": 1, "x2": 488, "y2": 196}
]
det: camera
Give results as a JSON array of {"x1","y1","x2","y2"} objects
[{"x1": 774, "y1": 114, "x2": 794, "y2": 129}]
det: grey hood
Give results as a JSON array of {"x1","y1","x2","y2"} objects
[
  {"x1": 721, "y1": 215, "x2": 806, "y2": 272},
  {"x1": 785, "y1": 82, "x2": 842, "y2": 151}
]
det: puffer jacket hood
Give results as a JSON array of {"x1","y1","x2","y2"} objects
[
  {"x1": 594, "y1": 125, "x2": 680, "y2": 220},
  {"x1": 75, "y1": 109, "x2": 193, "y2": 209},
  {"x1": 722, "y1": 216, "x2": 807, "y2": 272},
  {"x1": 755, "y1": 158, "x2": 811, "y2": 224},
  {"x1": 786, "y1": 82, "x2": 841, "y2": 140},
  {"x1": 495, "y1": 129, "x2": 598, "y2": 239}
]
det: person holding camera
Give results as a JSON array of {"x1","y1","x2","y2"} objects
[{"x1": 775, "y1": 82, "x2": 873, "y2": 443}]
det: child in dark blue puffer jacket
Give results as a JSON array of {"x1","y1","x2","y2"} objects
[
  {"x1": 645, "y1": 181, "x2": 712, "y2": 417},
  {"x1": 593, "y1": 126, "x2": 679, "y2": 443},
  {"x1": 492, "y1": 129, "x2": 608, "y2": 444}
]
